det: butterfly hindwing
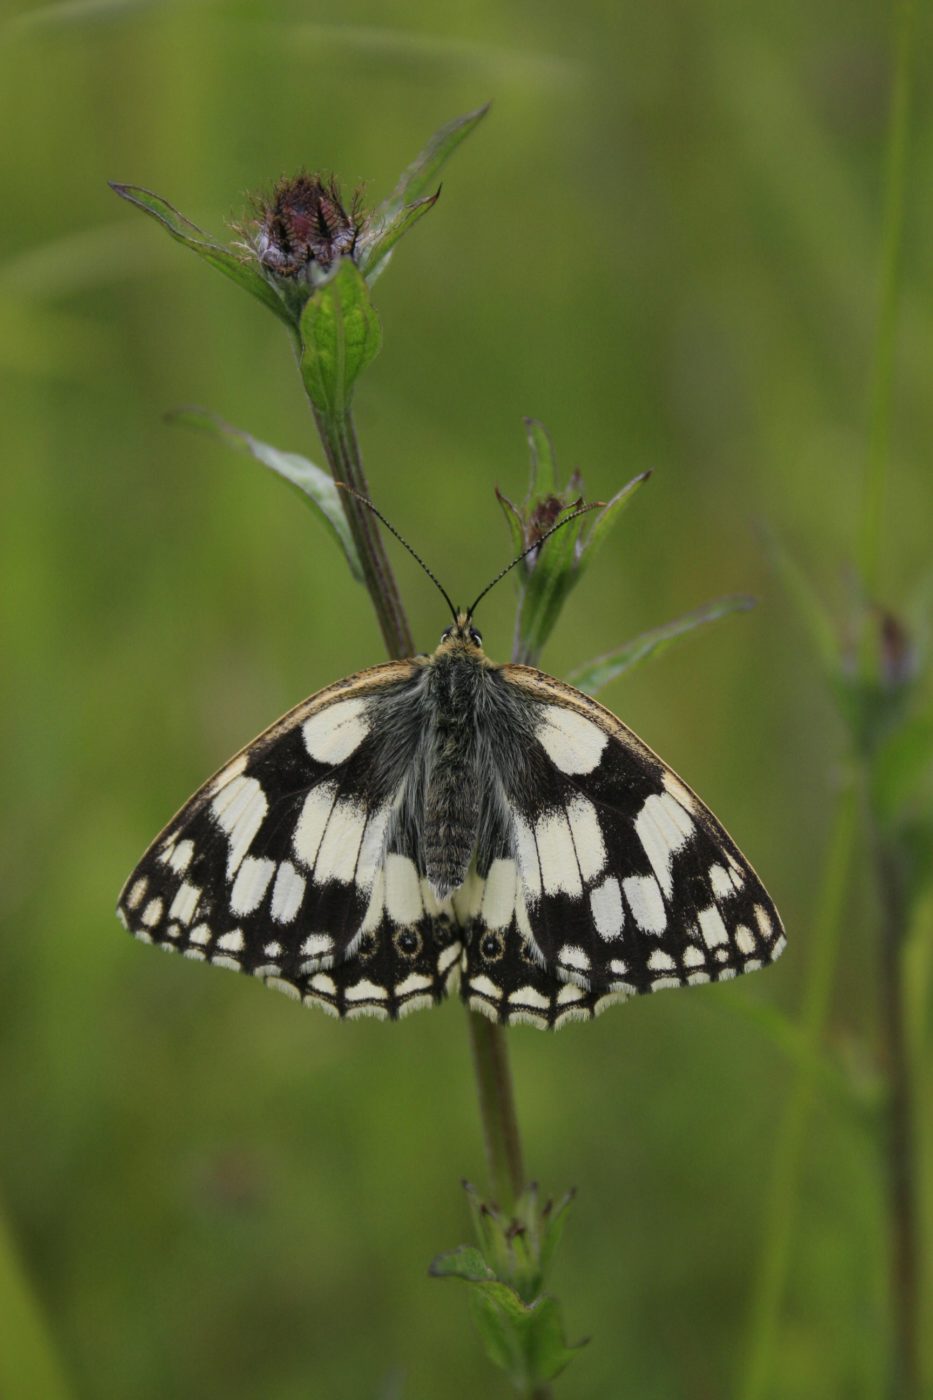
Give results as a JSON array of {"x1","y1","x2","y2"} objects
[{"x1": 118, "y1": 661, "x2": 461, "y2": 1019}]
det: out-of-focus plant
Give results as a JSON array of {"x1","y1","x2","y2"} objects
[{"x1": 739, "y1": 4, "x2": 930, "y2": 1397}]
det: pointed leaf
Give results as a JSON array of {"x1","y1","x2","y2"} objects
[
  {"x1": 299, "y1": 259, "x2": 382, "y2": 422},
  {"x1": 357, "y1": 191, "x2": 440, "y2": 282},
  {"x1": 524, "y1": 416, "x2": 557, "y2": 498},
  {"x1": 372, "y1": 104, "x2": 489, "y2": 231},
  {"x1": 109, "y1": 184, "x2": 298, "y2": 341},
  {"x1": 495, "y1": 487, "x2": 525, "y2": 559},
  {"x1": 579, "y1": 470, "x2": 651, "y2": 568},
  {"x1": 566, "y1": 594, "x2": 756, "y2": 695},
  {"x1": 428, "y1": 1245, "x2": 494, "y2": 1283},
  {"x1": 168, "y1": 407, "x2": 363, "y2": 582},
  {"x1": 537, "y1": 1190, "x2": 575, "y2": 1278}
]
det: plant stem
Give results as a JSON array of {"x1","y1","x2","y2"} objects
[
  {"x1": 311, "y1": 404, "x2": 413, "y2": 659},
  {"x1": 855, "y1": 3, "x2": 921, "y2": 1392},
  {"x1": 465, "y1": 1012, "x2": 526, "y2": 1211},
  {"x1": 869, "y1": 813, "x2": 920, "y2": 1398},
  {"x1": 305, "y1": 391, "x2": 529, "y2": 1230},
  {"x1": 857, "y1": 0, "x2": 916, "y2": 608},
  {"x1": 738, "y1": 774, "x2": 860, "y2": 1400}
]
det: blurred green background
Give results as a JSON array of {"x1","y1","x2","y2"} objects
[{"x1": 1, "y1": 1, "x2": 930, "y2": 1397}]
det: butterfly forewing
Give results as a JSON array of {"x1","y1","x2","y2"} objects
[{"x1": 118, "y1": 661, "x2": 461, "y2": 1020}]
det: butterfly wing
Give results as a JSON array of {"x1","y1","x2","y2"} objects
[
  {"x1": 459, "y1": 665, "x2": 786, "y2": 1029},
  {"x1": 117, "y1": 662, "x2": 461, "y2": 1020}
]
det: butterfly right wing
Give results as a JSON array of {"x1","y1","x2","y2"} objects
[
  {"x1": 117, "y1": 661, "x2": 461, "y2": 1020},
  {"x1": 458, "y1": 663, "x2": 785, "y2": 1029}
]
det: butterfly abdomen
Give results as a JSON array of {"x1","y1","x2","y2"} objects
[{"x1": 423, "y1": 651, "x2": 485, "y2": 897}]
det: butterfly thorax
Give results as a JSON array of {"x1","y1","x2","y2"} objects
[{"x1": 422, "y1": 634, "x2": 490, "y2": 898}]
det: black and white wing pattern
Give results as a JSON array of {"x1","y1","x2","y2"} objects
[
  {"x1": 458, "y1": 666, "x2": 786, "y2": 1030},
  {"x1": 117, "y1": 663, "x2": 462, "y2": 1021},
  {"x1": 119, "y1": 652, "x2": 785, "y2": 1031}
]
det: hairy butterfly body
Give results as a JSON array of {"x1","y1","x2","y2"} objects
[{"x1": 118, "y1": 612, "x2": 786, "y2": 1029}]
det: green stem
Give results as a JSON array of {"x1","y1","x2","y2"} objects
[
  {"x1": 302, "y1": 383, "x2": 530, "y2": 1269},
  {"x1": 465, "y1": 1012, "x2": 526, "y2": 1212},
  {"x1": 311, "y1": 403, "x2": 413, "y2": 660},
  {"x1": 868, "y1": 810, "x2": 920, "y2": 1398},
  {"x1": 853, "y1": 5, "x2": 921, "y2": 1392},
  {"x1": 857, "y1": 0, "x2": 916, "y2": 606},
  {"x1": 738, "y1": 774, "x2": 860, "y2": 1400}
]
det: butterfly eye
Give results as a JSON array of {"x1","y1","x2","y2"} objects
[
  {"x1": 440, "y1": 626, "x2": 453, "y2": 643},
  {"x1": 469, "y1": 628, "x2": 483, "y2": 647}
]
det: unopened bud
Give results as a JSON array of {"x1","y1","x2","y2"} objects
[{"x1": 253, "y1": 174, "x2": 361, "y2": 283}]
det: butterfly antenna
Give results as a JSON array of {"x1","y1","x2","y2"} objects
[
  {"x1": 466, "y1": 501, "x2": 605, "y2": 619},
  {"x1": 336, "y1": 485, "x2": 458, "y2": 623}
]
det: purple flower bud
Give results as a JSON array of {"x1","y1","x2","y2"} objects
[{"x1": 251, "y1": 174, "x2": 362, "y2": 284}]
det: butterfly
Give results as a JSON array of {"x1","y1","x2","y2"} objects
[{"x1": 117, "y1": 510, "x2": 786, "y2": 1030}]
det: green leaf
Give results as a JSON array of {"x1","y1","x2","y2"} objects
[
  {"x1": 524, "y1": 417, "x2": 557, "y2": 497},
  {"x1": 299, "y1": 259, "x2": 383, "y2": 422},
  {"x1": 108, "y1": 184, "x2": 299, "y2": 342},
  {"x1": 356, "y1": 191, "x2": 440, "y2": 282},
  {"x1": 579, "y1": 470, "x2": 651, "y2": 568},
  {"x1": 468, "y1": 1285, "x2": 584, "y2": 1389},
  {"x1": 168, "y1": 407, "x2": 364, "y2": 582},
  {"x1": 515, "y1": 505, "x2": 586, "y2": 663},
  {"x1": 495, "y1": 488, "x2": 525, "y2": 560},
  {"x1": 537, "y1": 1190, "x2": 575, "y2": 1279},
  {"x1": 428, "y1": 1246, "x2": 494, "y2": 1283},
  {"x1": 566, "y1": 594, "x2": 756, "y2": 695},
  {"x1": 372, "y1": 104, "x2": 489, "y2": 231}
]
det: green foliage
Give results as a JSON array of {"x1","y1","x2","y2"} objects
[
  {"x1": 567, "y1": 594, "x2": 756, "y2": 696},
  {"x1": 299, "y1": 259, "x2": 383, "y2": 423},
  {"x1": 431, "y1": 1185, "x2": 584, "y2": 1393},
  {"x1": 167, "y1": 408, "x2": 364, "y2": 582},
  {"x1": 352, "y1": 105, "x2": 491, "y2": 282},
  {"x1": 497, "y1": 419, "x2": 650, "y2": 664},
  {"x1": 108, "y1": 184, "x2": 299, "y2": 341}
]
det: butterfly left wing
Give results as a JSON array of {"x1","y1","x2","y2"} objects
[
  {"x1": 117, "y1": 661, "x2": 462, "y2": 1020},
  {"x1": 459, "y1": 665, "x2": 786, "y2": 1029}
]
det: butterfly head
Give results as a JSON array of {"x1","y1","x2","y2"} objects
[{"x1": 438, "y1": 611, "x2": 484, "y2": 654}]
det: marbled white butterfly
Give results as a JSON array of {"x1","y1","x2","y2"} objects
[{"x1": 118, "y1": 519, "x2": 785, "y2": 1030}]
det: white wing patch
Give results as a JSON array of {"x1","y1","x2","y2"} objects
[
  {"x1": 623, "y1": 873, "x2": 667, "y2": 933},
  {"x1": 301, "y1": 697, "x2": 370, "y2": 764},
  {"x1": 535, "y1": 810, "x2": 583, "y2": 897},
  {"x1": 293, "y1": 784, "x2": 337, "y2": 868},
  {"x1": 212, "y1": 775, "x2": 268, "y2": 877},
  {"x1": 589, "y1": 875, "x2": 624, "y2": 940},
  {"x1": 270, "y1": 861, "x2": 306, "y2": 924},
  {"x1": 536, "y1": 705, "x2": 608, "y2": 775},
  {"x1": 635, "y1": 791, "x2": 693, "y2": 897}
]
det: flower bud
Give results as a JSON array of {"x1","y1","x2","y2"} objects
[{"x1": 252, "y1": 174, "x2": 361, "y2": 285}]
